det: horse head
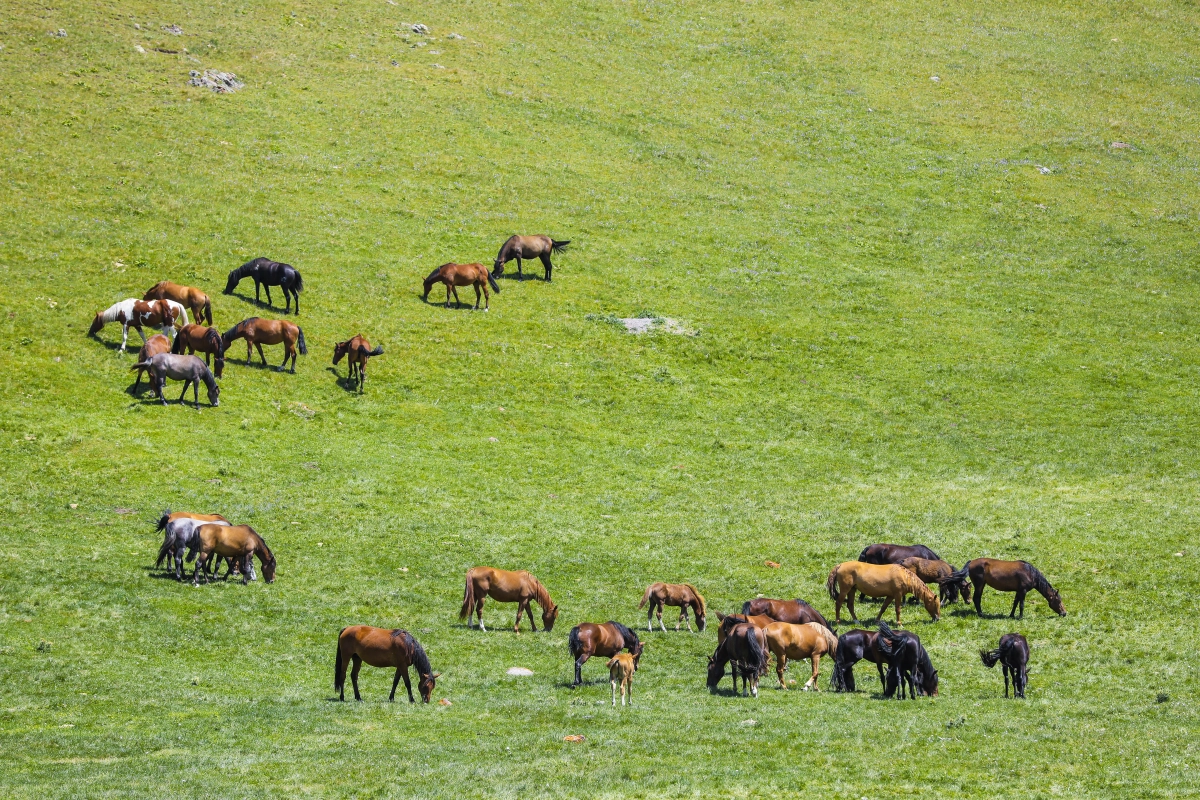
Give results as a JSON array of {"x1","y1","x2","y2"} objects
[
  {"x1": 541, "y1": 603, "x2": 559, "y2": 632},
  {"x1": 332, "y1": 341, "x2": 349, "y2": 365},
  {"x1": 705, "y1": 654, "x2": 724, "y2": 690},
  {"x1": 261, "y1": 555, "x2": 277, "y2": 583},
  {"x1": 630, "y1": 639, "x2": 645, "y2": 670},
  {"x1": 206, "y1": 381, "x2": 220, "y2": 407},
  {"x1": 695, "y1": 611, "x2": 707, "y2": 632},
  {"x1": 922, "y1": 589, "x2": 942, "y2": 622},
  {"x1": 418, "y1": 671, "x2": 438, "y2": 703},
  {"x1": 1045, "y1": 588, "x2": 1066, "y2": 616},
  {"x1": 224, "y1": 268, "x2": 241, "y2": 295}
]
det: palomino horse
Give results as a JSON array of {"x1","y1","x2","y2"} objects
[
  {"x1": 423, "y1": 262, "x2": 499, "y2": 310},
  {"x1": 130, "y1": 354, "x2": 220, "y2": 408},
  {"x1": 569, "y1": 621, "x2": 643, "y2": 687},
  {"x1": 332, "y1": 334, "x2": 384, "y2": 393},
  {"x1": 459, "y1": 566, "x2": 559, "y2": 632},
  {"x1": 830, "y1": 629, "x2": 886, "y2": 692},
  {"x1": 607, "y1": 652, "x2": 636, "y2": 707},
  {"x1": 88, "y1": 298, "x2": 184, "y2": 352},
  {"x1": 188, "y1": 524, "x2": 276, "y2": 585},
  {"x1": 707, "y1": 622, "x2": 767, "y2": 697},
  {"x1": 334, "y1": 626, "x2": 439, "y2": 703},
  {"x1": 172, "y1": 324, "x2": 226, "y2": 377},
  {"x1": 946, "y1": 558, "x2": 1066, "y2": 618},
  {"x1": 858, "y1": 543, "x2": 942, "y2": 565},
  {"x1": 762, "y1": 621, "x2": 839, "y2": 690},
  {"x1": 155, "y1": 511, "x2": 230, "y2": 580},
  {"x1": 981, "y1": 633, "x2": 1030, "y2": 698},
  {"x1": 638, "y1": 582, "x2": 706, "y2": 632},
  {"x1": 222, "y1": 317, "x2": 307, "y2": 372},
  {"x1": 827, "y1": 561, "x2": 941, "y2": 625},
  {"x1": 876, "y1": 621, "x2": 938, "y2": 698},
  {"x1": 144, "y1": 281, "x2": 213, "y2": 325},
  {"x1": 741, "y1": 597, "x2": 832, "y2": 629},
  {"x1": 225, "y1": 257, "x2": 304, "y2": 313},
  {"x1": 899, "y1": 556, "x2": 971, "y2": 605},
  {"x1": 492, "y1": 235, "x2": 570, "y2": 281},
  {"x1": 131, "y1": 334, "x2": 172, "y2": 394}
]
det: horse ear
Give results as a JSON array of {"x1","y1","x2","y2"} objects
[{"x1": 432, "y1": 672, "x2": 441, "y2": 679}]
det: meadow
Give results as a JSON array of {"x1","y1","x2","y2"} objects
[{"x1": 1, "y1": 0, "x2": 1199, "y2": 796}]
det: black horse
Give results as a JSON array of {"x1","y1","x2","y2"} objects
[
  {"x1": 858, "y1": 543, "x2": 942, "y2": 565},
  {"x1": 706, "y1": 622, "x2": 767, "y2": 697},
  {"x1": 876, "y1": 621, "x2": 938, "y2": 698},
  {"x1": 981, "y1": 633, "x2": 1030, "y2": 698},
  {"x1": 224, "y1": 257, "x2": 304, "y2": 313},
  {"x1": 830, "y1": 629, "x2": 887, "y2": 692}
]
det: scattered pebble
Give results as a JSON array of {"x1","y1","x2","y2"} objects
[
  {"x1": 446, "y1": 33, "x2": 465, "y2": 39},
  {"x1": 439, "y1": 698, "x2": 452, "y2": 706},
  {"x1": 507, "y1": 667, "x2": 534, "y2": 676},
  {"x1": 134, "y1": 45, "x2": 146, "y2": 53},
  {"x1": 189, "y1": 69, "x2": 244, "y2": 93},
  {"x1": 930, "y1": 75, "x2": 940, "y2": 82},
  {"x1": 1036, "y1": 165, "x2": 1052, "y2": 174},
  {"x1": 563, "y1": 735, "x2": 585, "y2": 743},
  {"x1": 431, "y1": 64, "x2": 445, "y2": 69},
  {"x1": 51, "y1": 29, "x2": 67, "y2": 38},
  {"x1": 618, "y1": 317, "x2": 694, "y2": 335},
  {"x1": 412, "y1": 23, "x2": 430, "y2": 34},
  {"x1": 487, "y1": 437, "x2": 498, "y2": 442},
  {"x1": 391, "y1": 59, "x2": 399, "y2": 66},
  {"x1": 114, "y1": 507, "x2": 136, "y2": 515},
  {"x1": 400, "y1": 567, "x2": 409, "y2": 572},
  {"x1": 1111, "y1": 141, "x2": 1131, "y2": 149},
  {"x1": 163, "y1": 24, "x2": 183, "y2": 35},
  {"x1": 69, "y1": 503, "x2": 78, "y2": 509},
  {"x1": 741, "y1": 719, "x2": 757, "y2": 726},
  {"x1": 765, "y1": 560, "x2": 781, "y2": 569},
  {"x1": 1175, "y1": 552, "x2": 1184, "y2": 557}
]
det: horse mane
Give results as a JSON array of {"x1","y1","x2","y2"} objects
[
  {"x1": 223, "y1": 318, "x2": 258, "y2": 341},
  {"x1": 607, "y1": 620, "x2": 639, "y2": 651},
  {"x1": 423, "y1": 265, "x2": 444, "y2": 286},
  {"x1": 205, "y1": 327, "x2": 224, "y2": 356},
  {"x1": 684, "y1": 584, "x2": 706, "y2": 617},
  {"x1": 980, "y1": 648, "x2": 1002, "y2": 668},
  {"x1": 398, "y1": 630, "x2": 434, "y2": 678},
  {"x1": 1023, "y1": 562, "x2": 1053, "y2": 594},
  {"x1": 535, "y1": 579, "x2": 555, "y2": 612},
  {"x1": 807, "y1": 622, "x2": 839, "y2": 654},
  {"x1": 155, "y1": 510, "x2": 172, "y2": 532},
  {"x1": 249, "y1": 528, "x2": 273, "y2": 562}
]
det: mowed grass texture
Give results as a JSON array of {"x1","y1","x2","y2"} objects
[{"x1": 2, "y1": 0, "x2": 1199, "y2": 796}]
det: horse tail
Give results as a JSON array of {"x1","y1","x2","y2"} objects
[
  {"x1": 334, "y1": 628, "x2": 349, "y2": 692},
  {"x1": 551, "y1": 239, "x2": 570, "y2": 253},
  {"x1": 568, "y1": 625, "x2": 582, "y2": 658},
  {"x1": 638, "y1": 584, "x2": 654, "y2": 609},
  {"x1": 154, "y1": 530, "x2": 174, "y2": 568},
  {"x1": 185, "y1": 533, "x2": 201, "y2": 563},
  {"x1": 171, "y1": 333, "x2": 185, "y2": 354},
  {"x1": 745, "y1": 625, "x2": 768, "y2": 676},
  {"x1": 155, "y1": 510, "x2": 172, "y2": 533},
  {"x1": 363, "y1": 345, "x2": 384, "y2": 357},
  {"x1": 826, "y1": 565, "x2": 840, "y2": 603},
  {"x1": 129, "y1": 361, "x2": 151, "y2": 372},
  {"x1": 292, "y1": 270, "x2": 303, "y2": 293},
  {"x1": 980, "y1": 648, "x2": 1002, "y2": 669},
  {"x1": 296, "y1": 328, "x2": 308, "y2": 355},
  {"x1": 487, "y1": 270, "x2": 500, "y2": 294},
  {"x1": 202, "y1": 297, "x2": 212, "y2": 325},
  {"x1": 459, "y1": 572, "x2": 475, "y2": 620}
]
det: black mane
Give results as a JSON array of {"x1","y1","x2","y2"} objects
[{"x1": 607, "y1": 620, "x2": 639, "y2": 650}]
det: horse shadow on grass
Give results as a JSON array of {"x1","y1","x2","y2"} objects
[
  {"x1": 417, "y1": 292, "x2": 482, "y2": 311},
  {"x1": 326, "y1": 366, "x2": 359, "y2": 393}
]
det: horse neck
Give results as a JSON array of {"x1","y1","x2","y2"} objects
[
  {"x1": 1030, "y1": 567, "x2": 1053, "y2": 597},
  {"x1": 533, "y1": 579, "x2": 551, "y2": 610},
  {"x1": 199, "y1": 366, "x2": 218, "y2": 393},
  {"x1": 252, "y1": 535, "x2": 272, "y2": 563}
]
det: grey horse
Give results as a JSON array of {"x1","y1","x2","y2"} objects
[{"x1": 131, "y1": 353, "x2": 220, "y2": 408}]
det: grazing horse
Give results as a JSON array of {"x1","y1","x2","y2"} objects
[
  {"x1": 858, "y1": 543, "x2": 941, "y2": 565},
  {"x1": 607, "y1": 652, "x2": 636, "y2": 707},
  {"x1": 761, "y1": 621, "x2": 839, "y2": 690},
  {"x1": 332, "y1": 334, "x2": 384, "y2": 392},
  {"x1": 569, "y1": 621, "x2": 643, "y2": 687},
  {"x1": 946, "y1": 558, "x2": 1066, "y2": 618},
  {"x1": 638, "y1": 582, "x2": 706, "y2": 632},
  {"x1": 981, "y1": 633, "x2": 1030, "y2": 698},
  {"x1": 131, "y1": 334, "x2": 172, "y2": 394},
  {"x1": 713, "y1": 612, "x2": 774, "y2": 647},
  {"x1": 88, "y1": 298, "x2": 183, "y2": 351},
  {"x1": 334, "y1": 626, "x2": 439, "y2": 703},
  {"x1": 172, "y1": 324, "x2": 226, "y2": 377},
  {"x1": 459, "y1": 566, "x2": 559, "y2": 632},
  {"x1": 144, "y1": 281, "x2": 213, "y2": 325},
  {"x1": 222, "y1": 317, "x2": 307, "y2": 372},
  {"x1": 899, "y1": 556, "x2": 971, "y2": 605},
  {"x1": 224, "y1": 257, "x2": 303, "y2": 313},
  {"x1": 492, "y1": 235, "x2": 570, "y2": 282},
  {"x1": 876, "y1": 621, "x2": 938, "y2": 698},
  {"x1": 707, "y1": 622, "x2": 767, "y2": 697},
  {"x1": 830, "y1": 629, "x2": 887, "y2": 692},
  {"x1": 187, "y1": 524, "x2": 276, "y2": 585},
  {"x1": 155, "y1": 512, "x2": 231, "y2": 581},
  {"x1": 130, "y1": 353, "x2": 220, "y2": 408},
  {"x1": 422, "y1": 262, "x2": 499, "y2": 310},
  {"x1": 741, "y1": 597, "x2": 832, "y2": 630},
  {"x1": 827, "y1": 561, "x2": 941, "y2": 625}
]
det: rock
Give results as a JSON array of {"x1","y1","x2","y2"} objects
[
  {"x1": 930, "y1": 75, "x2": 940, "y2": 82},
  {"x1": 412, "y1": 23, "x2": 429, "y2": 34},
  {"x1": 135, "y1": 45, "x2": 146, "y2": 53},
  {"x1": 740, "y1": 719, "x2": 757, "y2": 726},
  {"x1": 1037, "y1": 165, "x2": 1052, "y2": 174},
  {"x1": 163, "y1": 24, "x2": 183, "y2": 35},
  {"x1": 439, "y1": 698, "x2": 452, "y2": 706},
  {"x1": 431, "y1": 63, "x2": 445, "y2": 69},
  {"x1": 447, "y1": 33, "x2": 465, "y2": 39},
  {"x1": 51, "y1": 29, "x2": 67, "y2": 38},
  {"x1": 1111, "y1": 141, "x2": 1131, "y2": 149},
  {"x1": 765, "y1": 560, "x2": 781, "y2": 569},
  {"x1": 69, "y1": 503, "x2": 78, "y2": 509},
  {"x1": 507, "y1": 667, "x2": 534, "y2": 676},
  {"x1": 487, "y1": 436, "x2": 498, "y2": 442},
  {"x1": 391, "y1": 59, "x2": 399, "y2": 66},
  {"x1": 189, "y1": 69, "x2": 244, "y2": 93}
]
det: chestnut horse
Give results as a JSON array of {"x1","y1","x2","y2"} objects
[
  {"x1": 172, "y1": 324, "x2": 226, "y2": 377},
  {"x1": 225, "y1": 257, "x2": 303, "y2": 313},
  {"x1": 569, "y1": 621, "x2": 642, "y2": 687},
  {"x1": 830, "y1": 629, "x2": 886, "y2": 692},
  {"x1": 222, "y1": 317, "x2": 307, "y2": 372},
  {"x1": 423, "y1": 262, "x2": 499, "y2": 310},
  {"x1": 492, "y1": 235, "x2": 570, "y2": 281},
  {"x1": 131, "y1": 334, "x2": 172, "y2": 394},
  {"x1": 144, "y1": 281, "x2": 213, "y2": 325},
  {"x1": 459, "y1": 566, "x2": 558, "y2": 632},
  {"x1": 88, "y1": 298, "x2": 183, "y2": 351},
  {"x1": 899, "y1": 556, "x2": 971, "y2": 605},
  {"x1": 187, "y1": 524, "x2": 275, "y2": 585},
  {"x1": 607, "y1": 652, "x2": 636, "y2": 707},
  {"x1": 638, "y1": 582, "x2": 706, "y2": 632},
  {"x1": 827, "y1": 561, "x2": 941, "y2": 625},
  {"x1": 762, "y1": 621, "x2": 839, "y2": 690},
  {"x1": 741, "y1": 597, "x2": 832, "y2": 630},
  {"x1": 334, "y1": 626, "x2": 439, "y2": 703},
  {"x1": 947, "y1": 558, "x2": 1066, "y2": 618},
  {"x1": 707, "y1": 622, "x2": 767, "y2": 697},
  {"x1": 332, "y1": 334, "x2": 384, "y2": 392},
  {"x1": 981, "y1": 633, "x2": 1030, "y2": 698}
]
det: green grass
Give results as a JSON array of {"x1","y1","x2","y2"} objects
[{"x1": 2, "y1": 0, "x2": 1199, "y2": 796}]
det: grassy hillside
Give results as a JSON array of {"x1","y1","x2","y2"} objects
[{"x1": 1, "y1": 0, "x2": 1198, "y2": 796}]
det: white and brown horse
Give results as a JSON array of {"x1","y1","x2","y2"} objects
[{"x1": 88, "y1": 298, "x2": 186, "y2": 351}]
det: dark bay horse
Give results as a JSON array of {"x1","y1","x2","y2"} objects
[
  {"x1": 492, "y1": 235, "x2": 569, "y2": 281},
  {"x1": 459, "y1": 566, "x2": 558, "y2": 632},
  {"x1": 332, "y1": 334, "x2": 383, "y2": 393},
  {"x1": 187, "y1": 524, "x2": 275, "y2": 585},
  {"x1": 707, "y1": 622, "x2": 767, "y2": 697},
  {"x1": 741, "y1": 597, "x2": 832, "y2": 630},
  {"x1": 569, "y1": 621, "x2": 642, "y2": 687},
  {"x1": 876, "y1": 621, "x2": 938, "y2": 698},
  {"x1": 222, "y1": 317, "x2": 307, "y2": 372},
  {"x1": 144, "y1": 281, "x2": 213, "y2": 325},
  {"x1": 946, "y1": 558, "x2": 1066, "y2": 618},
  {"x1": 981, "y1": 633, "x2": 1030, "y2": 698},
  {"x1": 830, "y1": 629, "x2": 886, "y2": 692},
  {"x1": 131, "y1": 334, "x2": 172, "y2": 394},
  {"x1": 225, "y1": 257, "x2": 303, "y2": 313},
  {"x1": 130, "y1": 353, "x2": 220, "y2": 408},
  {"x1": 423, "y1": 262, "x2": 499, "y2": 310},
  {"x1": 172, "y1": 324, "x2": 226, "y2": 377},
  {"x1": 713, "y1": 612, "x2": 774, "y2": 646},
  {"x1": 858, "y1": 543, "x2": 941, "y2": 565},
  {"x1": 335, "y1": 626, "x2": 439, "y2": 703},
  {"x1": 639, "y1": 582, "x2": 706, "y2": 632}
]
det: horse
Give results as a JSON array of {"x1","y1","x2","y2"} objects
[
  {"x1": 713, "y1": 612, "x2": 774, "y2": 647},
  {"x1": 222, "y1": 317, "x2": 307, "y2": 372},
  {"x1": 761, "y1": 621, "x2": 839, "y2": 690},
  {"x1": 144, "y1": 281, "x2": 213, "y2": 325},
  {"x1": 830, "y1": 629, "x2": 886, "y2": 692},
  {"x1": 876, "y1": 621, "x2": 938, "y2": 698},
  {"x1": 899, "y1": 557, "x2": 971, "y2": 605},
  {"x1": 171, "y1": 324, "x2": 226, "y2": 377},
  {"x1": 131, "y1": 334, "x2": 172, "y2": 394},
  {"x1": 981, "y1": 633, "x2": 1030, "y2": 698},
  {"x1": 945, "y1": 558, "x2": 1066, "y2": 618},
  {"x1": 155, "y1": 511, "x2": 231, "y2": 581},
  {"x1": 88, "y1": 298, "x2": 183, "y2": 352},
  {"x1": 332, "y1": 334, "x2": 384, "y2": 392},
  {"x1": 492, "y1": 235, "x2": 570, "y2": 282},
  {"x1": 422, "y1": 262, "x2": 499, "y2": 310},
  {"x1": 638, "y1": 582, "x2": 706, "y2": 632},
  {"x1": 741, "y1": 597, "x2": 832, "y2": 630},
  {"x1": 707, "y1": 622, "x2": 767, "y2": 697},
  {"x1": 827, "y1": 561, "x2": 941, "y2": 625},
  {"x1": 459, "y1": 566, "x2": 559, "y2": 632},
  {"x1": 187, "y1": 524, "x2": 275, "y2": 585},
  {"x1": 858, "y1": 543, "x2": 942, "y2": 565},
  {"x1": 607, "y1": 652, "x2": 636, "y2": 707},
  {"x1": 130, "y1": 353, "x2": 220, "y2": 408},
  {"x1": 334, "y1": 626, "x2": 439, "y2": 703},
  {"x1": 224, "y1": 257, "x2": 303, "y2": 313},
  {"x1": 569, "y1": 621, "x2": 642, "y2": 687}
]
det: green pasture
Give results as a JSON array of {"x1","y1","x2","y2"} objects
[{"x1": 1, "y1": 0, "x2": 1198, "y2": 796}]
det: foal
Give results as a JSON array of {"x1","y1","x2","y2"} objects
[
  {"x1": 422, "y1": 262, "x2": 499, "y2": 310},
  {"x1": 607, "y1": 652, "x2": 636, "y2": 707},
  {"x1": 638, "y1": 582, "x2": 706, "y2": 632},
  {"x1": 332, "y1": 334, "x2": 384, "y2": 392},
  {"x1": 981, "y1": 633, "x2": 1030, "y2": 698}
]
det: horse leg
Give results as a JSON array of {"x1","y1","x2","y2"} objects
[
  {"x1": 612, "y1": 675, "x2": 617, "y2": 707},
  {"x1": 647, "y1": 603, "x2": 654, "y2": 632},
  {"x1": 482, "y1": 282, "x2": 489, "y2": 311},
  {"x1": 241, "y1": 554, "x2": 251, "y2": 584},
  {"x1": 680, "y1": 607, "x2": 692, "y2": 632},
  {"x1": 350, "y1": 656, "x2": 363, "y2": 701},
  {"x1": 264, "y1": 284, "x2": 273, "y2": 308},
  {"x1": 656, "y1": 602, "x2": 666, "y2": 632},
  {"x1": 516, "y1": 257, "x2": 523, "y2": 279},
  {"x1": 875, "y1": 659, "x2": 886, "y2": 689},
  {"x1": 1011, "y1": 590, "x2": 1024, "y2": 619},
  {"x1": 445, "y1": 284, "x2": 452, "y2": 308},
  {"x1": 284, "y1": 285, "x2": 292, "y2": 314},
  {"x1": 776, "y1": 653, "x2": 787, "y2": 689},
  {"x1": 806, "y1": 654, "x2": 820, "y2": 691},
  {"x1": 178, "y1": 380, "x2": 191, "y2": 404},
  {"x1": 525, "y1": 600, "x2": 538, "y2": 632},
  {"x1": 973, "y1": 579, "x2": 985, "y2": 615},
  {"x1": 574, "y1": 652, "x2": 589, "y2": 687},
  {"x1": 514, "y1": 600, "x2": 525, "y2": 632},
  {"x1": 452, "y1": 286, "x2": 462, "y2": 308},
  {"x1": 192, "y1": 378, "x2": 200, "y2": 409},
  {"x1": 473, "y1": 283, "x2": 481, "y2": 310},
  {"x1": 389, "y1": 668, "x2": 401, "y2": 701},
  {"x1": 1003, "y1": 664, "x2": 1010, "y2": 698},
  {"x1": 120, "y1": 323, "x2": 129, "y2": 352},
  {"x1": 540, "y1": 253, "x2": 552, "y2": 281},
  {"x1": 253, "y1": 343, "x2": 266, "y2": 367},
  {"x1": 476, "y1": 598, "x2": 486, "y2": 632}
]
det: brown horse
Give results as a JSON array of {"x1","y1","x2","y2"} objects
[
  {"x1": 607, "y1": 652, "x2": 636, "y2": 707},
  {"x1": 171, "y1": 324, "x2": 226, "y2": 377},
  {"x1": 88, "y1": 298, "x2": 182, "y2": 352},
  {"x1": 334, "y1": 626, "x2": 439, "y2": 703},
  {"x1": 492, "y1": 235, "x2": 569, "y2": 281},
  {"x1": 947, "y1": 559, "x2": 1066, "y2": 618},
  {"x1": 332, "y1": 334, "x2": 384, "y2": 393},
  {"x1": 187, "y1": 524, "x2": 276, "y2": 585},
  {"x1": 423, "y1": 262, "x2": 499, "y2": 310},
  {"x1": 131, "y1": 334, "x2": 172, "y2": 394},
  {"x1": 741, "y1": 597, "x2": 832, "y2": 629},
  {"x1": 569, "y1": 621, "x2": 642, "y2": 687},
  {"x1": 144, "y1": 281, "x2": 213, "y2": 325},
  {"x1": 827, "y1": 561, "x2": 941, "y2": 625},
  {"x1": 899, "y1": 557, "x2": 972, "y2": 605},
  {"x1": 222, "y1": 317, "x2": 307, "y2": 372},
  {"x1": 638, "y1": 582, "x2": 706, "y2": 632},
  {"x1": 459, "y1": 566, "x2": 559, "y2": 632},
  {"x1": 762, "y1": 621, "x2": 839, "y2": 690}
]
